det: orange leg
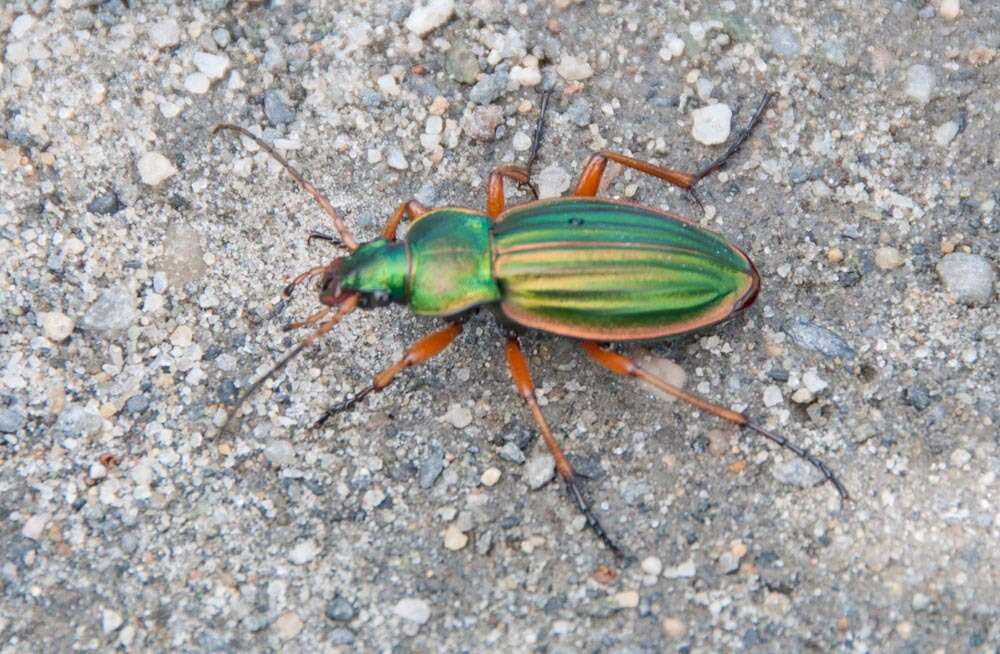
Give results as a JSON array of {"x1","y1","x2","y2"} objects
[
  {"x1": 312, "y1": 319, "x2": 464, "y2": 428},
  {"x1": 505, "y1": 334, "x2": 624, "y2": 557},
  {"x1": 382, "y1": 199, "x2": 429, "y2": 241},
  {"x1": 574, "y1": 92, "x2": 774, "y2": 201},
  {"x1": 580, "y1": 341, "x2": 850, "y2": 503},
  {"x1": 486, "y1": 165, "x2": 534, "y2": 219}
]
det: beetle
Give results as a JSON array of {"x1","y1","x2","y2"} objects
[{"x1": 214, "y1": 93, "x2": 848, "y2": 556}]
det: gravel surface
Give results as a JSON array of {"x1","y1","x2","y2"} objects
[{"x1": 2, "y1": 1, "x2": 999, "y2": 651}]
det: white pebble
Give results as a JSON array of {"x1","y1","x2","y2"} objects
[
  {"x1": 170, "y1": 325, "x2": 193, "y2": 347},
  {"x1": 40, "y1": 311, "x2": 74, "y2": 343},
  {"x1": 762, "y1": 384, "x2": 783, "y2": 407},
  {"x1": 386, "y1": 147, "x2": 408, "y2": 171},
  {"x1": 21, "y1": 514, "x2": 48, "y2": 540},
  {"x1": 904, "y1": 64, "x2": 936, "y2": 104},
  {"x1": 102, "y1": 609, "x2": 124, "y2": 634},
  {"x1": 11, "y1": 14, "x2": 36, "y2": 39},
  {"x1": 557, "y1": 55, "x2": 594, "y2": 81},
  {"x1": 641, "y1": 556, "x2": 663, "y2": 576},
  {"x1": 874, "y1": 246, "x2": 904, "y2": 270},
  {"x1": 425, "y1": 115, "x2": 443, "y2": 135},
  {"x1": 288, "y1": 540, "x2": 319, "y2": 564},
  {"x1": 934, "y1": 121, "x2": 959, "y2": 147},
  {"x1": 510, "y1": 65, "x2": 541, "y2": 87},
  {"x1": 405, "y1": 0, "x2": 455, "y2": 37},
  {"x1": 394, "y1": 598, "x2": 431, "y2": 624},
  {"x1": 149, "y1": 19, "x2": 181, "y2": 49},
  {"x1": 137, "y1": 151, "x2": 177, "y2": 186},
  {"x1": 443, "y1": 525, "x2": 468, "y2": 550},
  {"x1": 481, "y1": 467, "x2": 502, "y2": 486},
  {"x1": 377, "y1": 74, "x2": 400, "y2": 96},
  {"x1": 662, "y1": 559, "x2": 696, "y2": 579},
  {"x1": 950, "y1": 448, "x2": 971, "y2": 467},
  {"x1": 512, "y1": 131, "x2": 532, "y2": 151},
  {"x1": 658, "y1": 33, "x2": 685, "y2": 62},
  {"x1": 790, "y1": 388, "x2": 815, "y2": 404},
  {"x1": 192, "y1": 52, "x2": 229, "y2": 80},
  {"x1": 184, "y1": 72, "x2": 210, "y2": 94},
  {"x1": 525, "y1": 454, "x2": 555, "y2": 489},
  {"x1": 535, "y1": 164, "x2": 572, "y2": 198},
  {"x1": 442, "y1": 403, "x2": 473, "y2": 429},
  {"x1": 691, "y1": 103, "x2": 732, "y2": 146},
  {"x1": 938, "y1": 0, "x2": 961, "y2": 20},
  {"x1": 936, "y1": 253, "x2": 996, "y2": 306}
]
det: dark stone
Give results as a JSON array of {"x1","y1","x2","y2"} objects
[
  {"x1": 904, "y1": 384, "x2": 931, "y2": 411},
  {"x1": 87, "y1": 191, "x2": 122, "y2": 215}
]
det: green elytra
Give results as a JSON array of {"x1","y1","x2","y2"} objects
[
  {"x1": 215, "y1": 93, "x2": 848, "y2": 558},
  {"x1": 339, "y1": 200, "x2": 757, "y2": 341}
]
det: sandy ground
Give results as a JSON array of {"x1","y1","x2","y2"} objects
[{"x1": 2, "y1": 0, "x2": 999, "y2": 651}]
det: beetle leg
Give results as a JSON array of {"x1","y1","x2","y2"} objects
[
  {"x1": 573, "y1": 92, "x2": 774, "y2": 200},
  {"x1": 382, "y1": 199, "x2": 430, "y2": 241},
  {"x1": 579, "y1": 341, "x2": 851, "y2": 505},
  {"x1": 213, "y1": 124, "x2": 359, "y2": 251},
  {"x1": 312, "y1": 319, "x2": 464, "y2": 428},
  {"x1": 486, "y1": 166, "x2": 534, "y2": 219},
  {"x1": 505, "y1": 334, "x2": 625, "y2": 558}
]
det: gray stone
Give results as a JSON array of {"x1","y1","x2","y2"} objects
[
  {"x1": 771, "y1": 458, "x2": 824, "y2": 489},
  {"x1": 326, "y1": 597, "x2": 355, "y2": 622},
  {"x1": 498, "y1": 442, "x2": 525, "y2": 464},
  {"x1": 469, "y1": 71, "x2": 508, "y2": 105},
  {"x1": 445, "y1": 46, "x2": 479, "y2": 84},
  {"x1": 0, "y1": 408, "x2": 26, "y2": 433},
  {"x1": 769, "y1": 25, "x2": 801, "y2": 57},
  {"x1": 82, "y1": 286, "x2": 136, "y2": 332},
  {"x1": 783, "y1": 318, "x2": 856, "y2": 359},
  {"x1": 56, "y1": 406, "x2": 103, "y2": 438},
  {"x1": 264, "y1": 90, "x2": 295, "y2": 125},
  {"x1": 418, "y1": 445, "x2": 444, "y2": 489},
  {"x1": 525, "y1": 454, "x2": 555, "y2": 489},
  {"x1": 936, "y1": 253, "x2": 995, "y2": 305}
]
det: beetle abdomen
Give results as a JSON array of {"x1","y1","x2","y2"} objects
[{"x1": 492, "y1": 199, "x2": 759, "y2": 340}]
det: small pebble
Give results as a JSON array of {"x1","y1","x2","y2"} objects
[
  {"x1": 934, "y1": 121, "x2": 959, "y2": 147},
  {"x1": 137, "y1": 152, "x2": 177, "y2": 186},
  {"x1": 288, "y1": 540, "x2": 319, "y2": 565},
  {"x1": 386, "y1": 147, "x2": 408, "y2": 171},
  {"x1": 661, "y1": 616, "x2": 688, "y2": 638},
  {"x1": 87, "y1": 191, "x2": 121, "y2": 215},
  {"x1": 40, "y1": 311, "x2": 74, "y2": 342},
  {"x1": 769, "y1": 25, "x2": 801, "y2": 57},
  {"x1": 481, "y1": 468, "x2": 501, "y2": 487},
  {"x1": 691, "y1": 104, "x2": 732, "y2": 146},
  {"x1": 498, "y1": 442, "x2": 525, "y2": 464},
  {"x1": 936, "y1": 253, "x2": 995, "y2": 305},
  {"x1": 904, "y1": 64, "x2": 936, "y2": 104},
  {"x1": 556, "y1": 55, "x2": 594, "y2": 81},
  {"x1": 264, "y1": 439, "x2": 296, "y2": 467},
  {"x1": 149, "y1": 18, "x2": 181, "y2": 49},
  {"x1": 361, "y1": 488, "x2": 386, "y2": 511},
  {"x1": 55, "y1": 405, "x2": 103, "y2": 437},
  {"x1": 101, "y1": 609, "x2": 124, "y2": 634},
  {"x1": 662, "y1": 559, "x2": 696, "y2": 579},
  {"x1": 469, "y1": 71, "x2": 509, "y2": 105},
  {"x1": 445, "y1": 46, "x2": 479, "y2": 84},
  {"x1": 443, "y1": 525, "x2": 469, "y2": 550},
  {"x1": 790, "y1": 388, "x2": 815, "y2": 404},
  {"x1": 394, "y1": 598, "x2": 431, "y2": 624},
  {"x1": 170, "y1": 325, "x2": 193, "y2": 347},
  {"x1": 0, "y1": 408, "x2": 26, "y2": 434},
  {"x1": 802, "y1": 369, "x2": 829, "y2": 394},
  {"x1": 783, "y1": 318, "x2": 856, "y2": 359},
  {"x1": 326, "y1": 597, "x2": 355, "y2": 622},
  {"x1": 762, "y1": 385, "x2": 783, "y2": 407},
  {"x1": 717, "y1": 551, "x2": 740, "y2": 575},
  {"x1": 21, "y1": 513, "x2": 48, "y2": 539},
  {"x1": 938, "y1": 0, "x2": 960, "y2": 20},
  {"x1": 512, "y1": 132, "x2": 532, "y2": 151},
  {"x1": 658, "y1": 33, "x2": 685, "y2": 62},
  {"x1": 442, "y1": 403, "x2": 473, "y2": 429},
  {"x1": 419, "y1": 445, "x2": 445, "y2": 489},
  {"x1": 636, "y1": 356, "x2": 685, "y2": 403},
  {"x1": 152, "y1": 272, "x2": 168, "y2": 294},
  {"x1": 510, "y1": 65, "x2": 541, "y2": 87},
  {"x1": 264, "y1": 90, "x2": 296, "y2": 125},
  {"x1": 464, "y1": 105, "x2": 504, "y2": 141},
  {"x1": 525, "y1": 454, "x2": 555, "y2": 489},
  {"x1": 272, "y1": 612, "x2": 303, "y2": 640},
  {"x1": 11, "y1": 14, "x2": 36, "y2": 39},
  {"x1": 912, "y1": 593, "x2": 931, "y2": 611},
  {"x1": 641, "y1": 556, "x2": 663, "y2": 576},
  {"x1": 405, "y1": 0, "x2": 455, "y2": 37},
  {"x1": 212, "y1": 28, "x2": 231, "y2": 48},
  {"x1": 535, "y1": 164, "x2": 572, "y2": 198},
  {"x1": 950, "y1": 448, "x2": 971, "y2": 467},
  {"x1": 564, "y1": 98, "x2": 593, "y2": 127},
  {"x1": 613, "y1": 591, "x2": 640, "y2": 609},
  {"x1": 184, "y1": 72, "x2": 210, "y2": 94},
  {"x1": 771, "y1": 458, "x2": 824, "y2": 489},
  {"x1": 874, "y1": 247, "x2": 904, "y2": 270},
  {"x1": 192, "y1": 52, "x2": 229, "y2": 80}
]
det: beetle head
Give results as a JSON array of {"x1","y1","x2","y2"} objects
[{"x1": 318, "y1": 238, "x2": 407, "y2": 309}]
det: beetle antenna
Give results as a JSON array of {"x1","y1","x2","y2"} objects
[
  {"x1": 213, "y1": 124, "x2": 359, "y2": 251},
  {"x1": 218, "y1": 295, "x2": 358, "y2": 435}
]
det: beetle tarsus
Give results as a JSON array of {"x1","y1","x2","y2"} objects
[
  {"x1": 690, "y1": 91, "x2": 774, "y2": 186},
  {"x1": 565, "y1": 478, "x2": 627, "y2": 560},
  {"x1": 742, "y1": 418, "x2": 851, "y2": 505},
  {"x1": 313, "y1": 385, "x2": 376, "y2": 428}
]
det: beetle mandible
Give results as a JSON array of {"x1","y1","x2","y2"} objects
[{"x1": 214, "y1": 92, "x2": 849, "y2": 556}]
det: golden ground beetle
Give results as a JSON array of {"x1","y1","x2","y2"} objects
[{"x1": 214, "y1": 92, "x2": 849, "y2": 557}]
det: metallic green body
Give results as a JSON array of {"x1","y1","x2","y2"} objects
[{"x1": 338, "y1": 199, "x2": 757, "y2": 340}]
